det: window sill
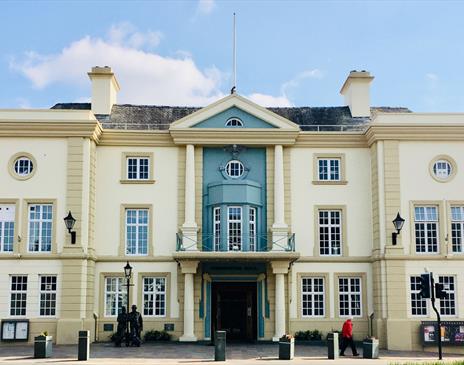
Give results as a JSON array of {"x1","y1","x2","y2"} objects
[
  {"x1": 120, "y1": 179, "x2": 156, "y2": 185},
  {"x1": 312, "y1": 180, "x2": 348, "y2": 185}
]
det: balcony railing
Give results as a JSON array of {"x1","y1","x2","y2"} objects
[{"x1": 176, "y1": 232, "x2": 295, "y2": 252}]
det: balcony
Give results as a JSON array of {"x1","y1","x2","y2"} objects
[{"x1": 174, "y1": 232, "x2": 299, "y2": 262}]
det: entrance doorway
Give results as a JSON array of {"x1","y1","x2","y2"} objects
[{"x1": 211, "y1": 282, "x2": 257, "y2": 342}]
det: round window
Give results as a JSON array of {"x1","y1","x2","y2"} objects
[
  {"x1": 14, "y1": 157, "x2": 34, "y2": 177},
  {"x1": 225, "y1": 160, "x2": 244, "y2": 178},
  {"x1": 433, "y1": 160, "x2": 452, "y2": 180}
]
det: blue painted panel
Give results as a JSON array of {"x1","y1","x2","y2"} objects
[
  {"x1": 205, "y1": 282, "x2": 211, "y2": 339},
  {"x1": 202, "y1": 147, "x2": 267, "y2": 251},
  {"x1": 194, "y1": 106, "x2": 276, "y2": 129}
]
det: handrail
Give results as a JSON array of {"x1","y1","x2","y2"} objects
[{"x1": 176, "y1": 232, "x2": 296, "y2": 252}]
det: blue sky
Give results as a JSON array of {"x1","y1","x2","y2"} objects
[{"x1": 1, "y1": 0, "x2": 464, "y2": 111}]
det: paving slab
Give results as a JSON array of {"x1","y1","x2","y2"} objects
[{"x1": 0, "y1": 343, "x2": 463, "y2": 365}]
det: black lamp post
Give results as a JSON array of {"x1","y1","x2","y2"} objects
[
  {"x1": 124, "y1": 261, "x2": 133, "y2": 345},
  {"x1": 63, "y1": 211, "x2": 76, "y2": 244},
  {"x1": 392, "y1": 212, "x2": 405, "y2": 245}
]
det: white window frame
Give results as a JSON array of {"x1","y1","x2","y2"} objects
[
  {"x1": 104, "y1": 277, "x2": 127, "y2": 317},
  {"x1": 338, "y1": 277, "x2": 362, "y2": 317},
  {"x1": 126, "y1": 157, "x2": 150, "y2": 180},
  {"x1": 438, "y1": 275, "x2": 456, "y2": 317},
  {"x1": 225, "y1": 160, "x2": 244, "y2": 178},
  {"x1": 10, "y1": 275, "x2": 27, "y2": 317},
  {"x1": 143, "y1": 277, "x2": 166, "y2": 317},
  {"x1": 28, "y1": 204, "x2": 53, "y2": 253},
  {"x1": 225, "y1": 117, "x2": 243, "y2": 127},
  {"x1": 414, "y1": 206, "x2": 439, "y2": 254},
  {"x1": 249, "y1": 207, "x2": 257, "y2": 252},
  {"x1": 433, "y1": 160, "x2": 452, "y2": 180},
  {"x1": 227, "y1": 206, "x2": 242, "y2": 251},
  {"x1": 451, "y1": 206, "x2": 464, "y2": 253},
  {"x1": 318, "y1": 158, "x2": 340, "y2": 181},
  {"x1": 0, "y1": 204, "x2": 15, "y2": 252},
  {"x1": 318, "y1": 210, "x2": 342, "y2": 256},
  {"x1": 14, "y1": 157, "x2": 34, "y2": 176},
  {"x1": 410, "y1": 276, "x2": 428, "y2": 316},
  {"x1": 301, "y1": 277, "x2": 325, "y2": 317},
  {"x1": 39, "y1": 275, "x2": 57, "y2": 317},
  {"x1": 213, "y1": 207, "x2": 221, "y2": 251},
  {"x1": 125, "y1": 209, "x2": 149, "y2": 256}
]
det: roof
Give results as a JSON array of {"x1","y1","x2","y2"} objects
[{"x1": 51, "y1": 103, "x2": 411, "y2": 131}]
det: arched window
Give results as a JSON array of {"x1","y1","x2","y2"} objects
[{"x1": 225, "y1": 117, "x2": 243, "y2": 127}]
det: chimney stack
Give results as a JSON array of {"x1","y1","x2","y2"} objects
[
  {"x1": 340, "y1": 70, "x2": 374, "y2": 117},
  {"x1": 88, "y1": 66, "x2": 120, "y2": 115}
]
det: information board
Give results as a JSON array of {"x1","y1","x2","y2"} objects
[
  {"x1": 1, "y1": 320, "x2": 29, "y2": 341},
  {"x1": 421, "y1": 321, "x2": 464, "y2": 346}
]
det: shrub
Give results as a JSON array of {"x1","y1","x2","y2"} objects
[
  {"x1": 294, "y1": 330, "x2": 323, "y2": 341},
  {"x1": 143, "y1": 330, "x2": 171, "y2": 342}
]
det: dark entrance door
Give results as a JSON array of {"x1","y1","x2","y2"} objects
[{"x1": 212, "y1": 282, "x2": 257, "y2": 342}]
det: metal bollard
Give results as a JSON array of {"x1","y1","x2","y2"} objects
[
  {"x1": 78, "y1": 330, "x2": 90, "y2": 361},
  {"x1": 214, "y1": 331, "x2": 226, "y2": 361},
  {"x1": 327, "y1": 332, "x2": 339, "y2": 360}
]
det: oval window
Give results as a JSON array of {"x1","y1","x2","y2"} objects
[
  {"x1": 225, "y1": 160, "x2": 244, "y2": 178},
  {"x1": 433, "y1": 160, "x2": 452, "y2": 180},
  {"x1": 14, "y1": 157, "x2": 34, "y2": 177}
]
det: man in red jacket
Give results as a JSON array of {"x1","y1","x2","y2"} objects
[{"x1": 340, "y1": 317, "x2": 359, "y2": 356}]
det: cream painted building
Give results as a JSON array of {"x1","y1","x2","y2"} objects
[{"x1": 1, "y1": 67, "x2": 464, "y2": 351}]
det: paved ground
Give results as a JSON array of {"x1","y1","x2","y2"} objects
[{"x1": 0, "y1": 342, "x2": 463, "y2": 365}]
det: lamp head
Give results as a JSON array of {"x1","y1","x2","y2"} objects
[
  {"x1": 124, "y1": 261, "x2": 132, "y2": 279},
  {"x1": 392, "y1": 212, "x2": 405, "y2": 233},
  {"x1": 63, "y1": 211, "x2": 76, "y2": 232}
]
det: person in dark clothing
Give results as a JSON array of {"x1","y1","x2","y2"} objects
[
  {"x1": 115, "y1": 307, "x2": 127, "y2": 347},
  {"x1": 128, "y1": 304, "x2": 143, "y2": 347},
  {"x1": 340, "y1": 317, "x2": 359, "y2": 356}
]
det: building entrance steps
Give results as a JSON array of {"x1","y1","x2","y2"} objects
[{"x1": 1, "y1": 342, "x2": 464, "y2": 364}]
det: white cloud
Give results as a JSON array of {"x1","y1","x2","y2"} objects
[
  {"x1": 10, "y1": 22, "x2": 294, "y2": 107},
  {"x1": 281, "y1": 68, "x2": 324, "y2": 97},
  {"x1": 426, "y1": 73, "x2": 439, "y2": 81},
  {"x1": 247, "y1": 93, "x2": 292, "y2": 107},
  {"x1": 197, "y1": 0, "x2": 215, "y2": 15}
]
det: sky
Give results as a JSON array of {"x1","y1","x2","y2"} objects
[{"x1": 1, "y1": 0, "x2": 464, "y2": 111}]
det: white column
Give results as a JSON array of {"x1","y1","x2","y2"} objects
[
  {"x1": 180, "y1": 261, "x2": 198, "y2": 342},
  {"x1": 271, "y1": 261, "x2": 288, "y2": 341},
  {"x1": 182, "y1": 144, "x2": 198, "y2": 250},
  {"x1": 272, "y1": 145, "x2": 288, "y2": 249}
]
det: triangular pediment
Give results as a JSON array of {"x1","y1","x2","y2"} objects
[{"x1": 169, "y1": 94, "x2": 300, "y2": 131}]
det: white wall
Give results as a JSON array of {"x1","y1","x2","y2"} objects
[
  {"x1": 290, "y1": 148, "x2": 373, "y2": 257},
  {"x1": 94, "y1": 146, "x2": 179, "y2": 256}
]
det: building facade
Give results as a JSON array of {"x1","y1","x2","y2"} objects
[{"x1": 1, "y1": 67, "x2": 464, "y2": 351}]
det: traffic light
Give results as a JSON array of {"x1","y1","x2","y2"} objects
[
  {"x1": 435, "y1": 283, "x2": 447, "y2": 299},
  {"x1": 419, "y1": 273, "x2": 431, "y2": 299}
]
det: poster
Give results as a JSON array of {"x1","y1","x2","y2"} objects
[
  {"x1": 422, "y1": 321, "x2": 464, "y2": 346},
  {"x1": 15, "y1": 322, "x2": 28, "y2": 340},
  {"x1": 2, "y1": 322, "x2": 15, "y2": 340}
]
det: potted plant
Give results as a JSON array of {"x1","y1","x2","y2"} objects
[
  {"x1": 34, "y1": 331, "x2": 53, "y2": 358},
  {"x1": 362, "y1": 336, "x2": 379, "y2": 359},
  {"x1": 279, "y1": 334, "x2": 295, "y2": 360}
]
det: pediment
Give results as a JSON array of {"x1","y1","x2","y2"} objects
[{"x1": 169, "y1": 94, "x2": 300, "y2": 131}]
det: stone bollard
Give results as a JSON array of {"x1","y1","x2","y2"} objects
[
  {"x1": 78, "y1": 330, "x2": 90, "y2": 361},
  {"x1": 327, "y1": 332, "x2": 339, "y2": 360},
  {"x1": 214, "y1": 331, "x2": 226, "y2": 361}
]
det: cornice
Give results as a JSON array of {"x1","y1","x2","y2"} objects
[
  {"x1": 295, "y1": 132, "x2": 367, "y2": 148},
  {"x1": 169, "y1": 128, "x2": 299, "y2": 145},
  {"x1": 365, "y1": 124, "x2": 464, "y2": 146},
  {"x1": 99, "y1": 129, "x2": 175, "y2": 146},
  {"x1": 0, "y1": 120, "x2": 102, "y2": 143}
]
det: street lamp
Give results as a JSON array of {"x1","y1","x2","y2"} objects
[
  {"x1": 392, "y1": 212, "x2": 405, "y2": 246},
  {"x1": 63, "y1": 211, "x2": 76, "y2": 244},
  {"x1": 124, "y1": 261, "x2": 133, "y2": 346}
]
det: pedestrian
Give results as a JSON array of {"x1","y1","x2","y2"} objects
[
  {"x1": 128, "y1": 304, "x2": 143, "y2": 347},
  {"x1": 340, "y1": 317, "x2": 359, "y2": 356}
]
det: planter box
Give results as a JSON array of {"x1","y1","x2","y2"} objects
[
  {"x1": 363, "y1": 338, "x2": 379, "y2": 359},
  {"x1": 34, "y1": 335, "x2": 53, "y2": 358},
  {"x1": 279, "y1": 338, "x2": 295, "y2": 360}
]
